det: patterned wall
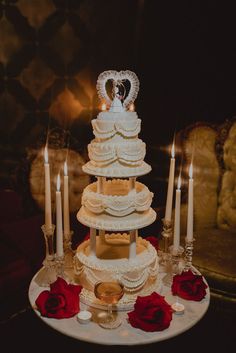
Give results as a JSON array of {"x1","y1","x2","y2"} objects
[{"x1": 0, "y1": 0, "x2": 142, "y2": 214}]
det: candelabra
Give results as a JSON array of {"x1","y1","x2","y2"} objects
[
  {"x1": 184, "y1": 237, "x2": 196, "y2": 272},
  {"x1": 63, "y1": 230, "x2": 75, "y2": 268},
  {"x1": 162, "y1": 245, "x2": 184, "y2": 286},
  {"x1": 35, "y1": 224, "x2": 57, "y2": 287},
  {"x1": 158, "y1": 219, "x2": 173, "y2": 271},
  {"x1": 55, "y1": 255, "x2": 70, "y2": 282}
]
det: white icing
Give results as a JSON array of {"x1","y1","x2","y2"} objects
[
  {"x1": 77, "y1": 206, "x2": 156, "y2": 231},
  {"x1": 74, "y1": 235, "x2": 160, "y2": 310},
  {"x1": 82, "y1": 160, "x2": 151, "y2": 178},
  {"x1": 88, "y1": 139, "x2": 146, "y2": 167},
  {"x1": 82, "y1": 180, "x2": 153, "y2": 217},
  {"x1": 92, "y1": 116, "x2": 141, "y2": 139}
]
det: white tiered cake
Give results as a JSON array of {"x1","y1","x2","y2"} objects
[{"x1": 74, "y1": 70, "x2": 160, "y2": 310}]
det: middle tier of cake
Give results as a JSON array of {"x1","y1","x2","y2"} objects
[{"x1": 77, "y1": 179, "x2": 157, "y2": 231}]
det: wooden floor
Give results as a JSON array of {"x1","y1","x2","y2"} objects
[{"x1": 1, "y1": 298, "x2": 235, "y2": 353}]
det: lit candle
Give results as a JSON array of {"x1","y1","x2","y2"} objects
[
  {"x1": 56, "y1": 174, "x2": 64, "y2": 257},
  {"x1": 101, "y1": 103, "x2": 106, "y2": 111},
  {"x1": 186, "y1": 163, "x2": 194, "y2": 241},
  {"x1": 44, "y1": 146, "x2": 52, "y2": 230},
  {"x1": 171, "y1": 302, "x2": 185, "y2": 315},
  {"x1": 63, "y1": 161, "x2": 70, "y2": 236},
  {"x1": 173, "y1": 173, "x2": 181, "y2": 252},
  {"x1": 129, "y1": 103, "x2": 135, "y2": 111},
  {"x1": 165, "y1": 140, "x2": 175, "y2": 222}
]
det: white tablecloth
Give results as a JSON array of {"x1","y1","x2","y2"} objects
[{"x1": 28, "y1": 270, "x2": 210, "y2": 346}]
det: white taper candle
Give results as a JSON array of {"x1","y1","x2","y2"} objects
[
  {"x1": 165, "y1": 141, "x2": 175, "y2": 221},
  {"x1": 63, "y1": 161, "x2": 70, "y2": 236},
  {"x1": 56, "y1": 174, "x2": 64, "y2": 257},
  {"x1": 173, "y1": 174, "x2": 181, "y2": 252},
  {"x1": 186, "y1": 163, "x2": 194, "y2": 241},
  {"x1": 44, "y1": 146, "x2": 52, "y2": 230}
]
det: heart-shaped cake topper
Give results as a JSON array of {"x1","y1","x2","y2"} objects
[{"x1": 96, "y1": 70, "x2": 140, "y2": 110}]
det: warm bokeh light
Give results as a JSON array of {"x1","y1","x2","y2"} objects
[{"x1": 56, "y1": 173, "x2": 61, "y2": 191}]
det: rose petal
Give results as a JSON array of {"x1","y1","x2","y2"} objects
[
  {"x1": 35, "y1": 290, "x2": 50, "y2": 317},
  {"x1": 50, "y1": 277, "x2": 68, "y2": 293}
]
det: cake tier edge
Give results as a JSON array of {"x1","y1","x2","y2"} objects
[{"x1": 77, "y1": 207, "x2": 157, "y2": 231}]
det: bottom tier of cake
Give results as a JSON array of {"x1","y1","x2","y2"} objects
[{"x1": 74, "y1": 234, "x2": 161, "y2": 311}]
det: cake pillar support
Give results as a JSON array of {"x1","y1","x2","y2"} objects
[
  {"x1": 99, "y1": 229, "x2": 106, "y2": 243},
  {"x1": 129, "y1": 177, "x2": 136, "y2": 192},
  {"x1": 129, "y1": 230, "x2": 137, "y2": 259},
  {"x1": 90, "y1": 228, "x2": 97, "y2": 257},
  {"x1": 97, "y1": 176, "x2": 105, "y2": 193}
]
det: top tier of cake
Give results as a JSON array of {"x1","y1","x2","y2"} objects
[
  {"x1": 83, "y1": 70, "x2": 151, "y2": 178},
  {"x1": 82, "y1": 110, "x2": 151, "y2": 178}
]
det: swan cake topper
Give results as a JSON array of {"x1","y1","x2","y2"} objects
[{"x1": 96, "y1": 70, "x2": 140, "y2": 112}]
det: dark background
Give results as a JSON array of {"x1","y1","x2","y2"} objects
[{"x1": 1, "y1": 0, "x2": 236, "y2": 212}]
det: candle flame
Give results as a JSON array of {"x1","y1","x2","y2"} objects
[
  {"x1": 177, "y1": 173, "x2": 181, "y2": 189},
  {"x1": 57, "y1": 174, "x2": 61, "y2": 191},
  {"x1": 189, "y1": 163, "x2": 193, "y2": 178},
  {"x1": 101, "y1": 103, "x2": 106, "y2": 111},
  {"x1": 44, "y1": 146, "x2": 48, "y2": 163},
  {"x1": 64, "y1": 161, "x2": 68, "y2": 176},
  {"x1": 171, "y1": 141, "x2": 175, "y2": 158},
  {"x1": 129, "y1": 103, "x2": 135, "y2": 111}
]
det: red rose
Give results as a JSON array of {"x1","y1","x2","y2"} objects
[
  {"x1": 171, "y1": 270, "x2": 208, "y2": 301},
  {"x1": 146, "y1": 236, "x2": 159, "y2": 251},
  {"x1": 128, "y1": 292, "x2": 173, "y2": 332},
  {"x1": 35, "y1": 277, "x2": 82, "y2": 319}
]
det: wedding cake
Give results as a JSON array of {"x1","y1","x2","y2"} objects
[{"x1": 74, "y1": 70, "x2": 160, "y2": 310}]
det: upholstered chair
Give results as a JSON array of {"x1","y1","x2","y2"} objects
[{"x1": 177, "y1": 119, "x2": 236, "y2": 313}]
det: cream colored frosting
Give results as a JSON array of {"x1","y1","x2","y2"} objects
[
  {"x1": 74, "y1": 234, "x2": 160, "y2": 309},
  {"x1": 83, "y1": 160, "x2": 151, "y2": 178},
  {"x1": 82, "y1": 179, "x2": 153, "y2": 217},
  {"x1": 77, "y1": 206, "x2": 156, "y2": 231}
]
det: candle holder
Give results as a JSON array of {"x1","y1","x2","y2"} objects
[
  {"x1": 35, "y1": 224, "x2": 57, "y2": 287},
  {"x1": 64, "y1": 230, "x2": 75, "y2": 269},
  {"x1": 158, "y1": 219, "x2": 173, "y2": 271},
  {"x1": 55, "y1": 255, "x2": 70, "y2": 282},
  {"x1": 184, "y1": 237, "x2": 196, "y2": 272},
  {"x1": 162, "y1": 245, "x2": 184, "y2": 286}
]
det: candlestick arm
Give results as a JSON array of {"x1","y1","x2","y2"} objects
[
  {"x1": 184, "y1": 236, "x2": 196, "y2": 272},
  {"x1": 34, "y1": 224, "x2": 57, "y2": 287}
]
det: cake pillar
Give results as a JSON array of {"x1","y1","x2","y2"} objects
[
  {"x1": 129, "y1": 177, "x2": 136, "y2": 192},
  {"x1": 129, "y1": 230, "x2": 137, "y2": 259},
  {"x1": 97, "y1": 177, "x2": 106, "y2": 193},
  {"x1": 90, "y1": 228, "x2": 97, "y2": 257},
  {"x1": 99, "y1": 229, "x2": 106, "y2": 243}
]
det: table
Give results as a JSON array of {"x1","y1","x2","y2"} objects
[{"x1": 28, "y1": 270, "x2": 210, "y2": 346}]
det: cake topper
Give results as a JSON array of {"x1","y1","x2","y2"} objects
[{"x1": 96, "y1": 70, "x2": 140, "y2": 112}]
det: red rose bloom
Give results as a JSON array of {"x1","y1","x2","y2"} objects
[
  {"x1": 171, "y1": 270, "x2": 208, "y2": 301},
  {"x1": 146, "y1": 236, "x2": 159, "y2": 251},
  {"x1": 128, "y1": 292, "x2": 172, "y2": 332},
  {"x1": 35, "y1": 277, "x2": 82, "y2": 319}
]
